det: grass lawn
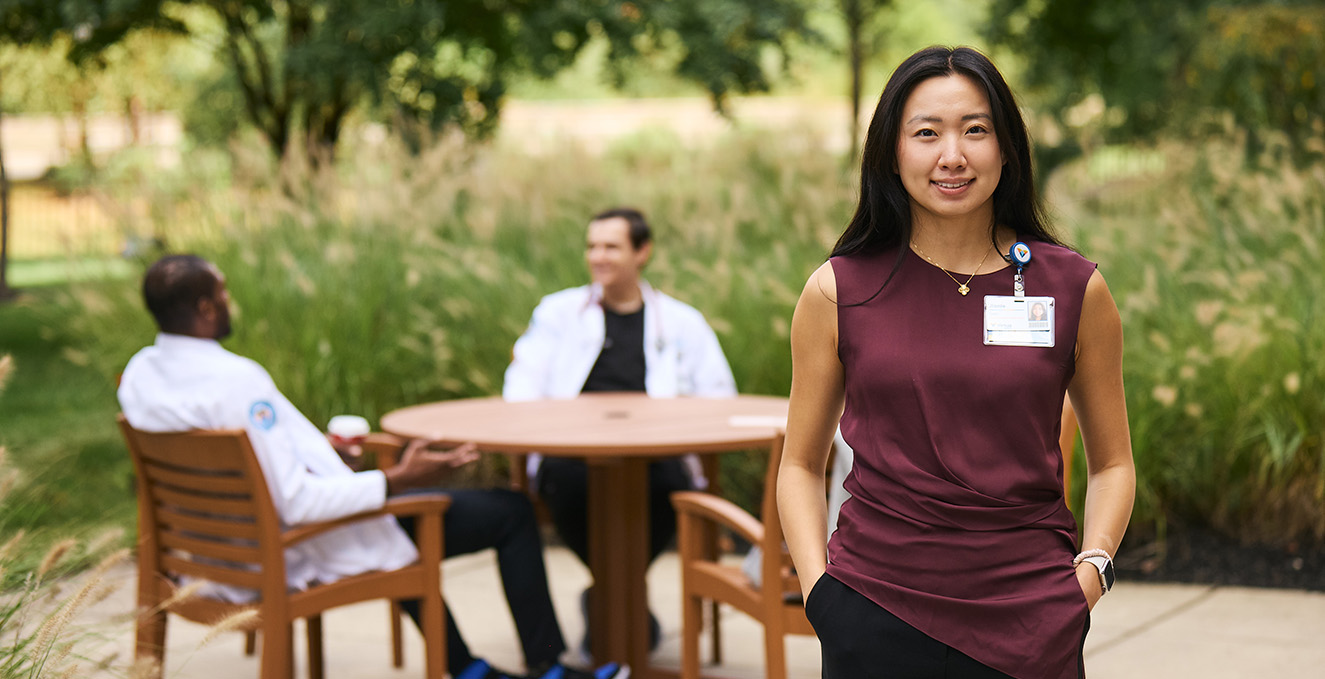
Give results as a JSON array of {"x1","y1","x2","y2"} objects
[
  {"x1": 6, "y1": 257, "x2": 134, "y2": 287},
  {"x1": 0, "y1": 285, "x2": 136, "y2": 564}
]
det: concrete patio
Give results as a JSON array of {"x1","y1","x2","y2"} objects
[{"x1": 67, "y1": 544, "x2": 1325, "y2": 678}]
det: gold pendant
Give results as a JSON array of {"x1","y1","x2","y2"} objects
[{"x1": 958, "y1": 284, "x2": 970, "y2": 296}]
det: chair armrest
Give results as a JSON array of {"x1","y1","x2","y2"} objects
[
  {"x1": 363, "y1": 432, "x2": 407, "y2": 469},
  {"x1": 379, "y1": 493, "x2": 451, "y2": 518},
  {"x1": 281, "y1": 494, "x2": 451, "y2": 547},
  {"x1": 672, "y1": 490, "x2": 764, "y2": 548}
]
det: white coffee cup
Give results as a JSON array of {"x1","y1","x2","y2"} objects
[{"x1": 327, "y1": 414, "x2": 370, "y2": 448}]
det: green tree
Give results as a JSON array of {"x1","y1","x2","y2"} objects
[
  {"x1": 589, "y1": 0, "x2": 810, "y2": 114},
  {"x1": 986, "y1": 0, "x2": 1325, "y2": 167},
  {"x1": 1188, "y1": 5, "x2": 1325, "y2": 163},
  {"x1": 14, "y1": 0, "x2": 809, "y2": 164},
  {"x1": 0, "y1": 0, "x2": 184, "y2": 300}
]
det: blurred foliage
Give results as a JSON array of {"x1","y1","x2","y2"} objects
[
  {"x1": 1, "y1": 0, "x2": 810, "y2": 163},
  {"x1": 1051, "y1": 131, "x2": 1325, "y2": 546},
  {"x1": 0, "y1": 0, "x2": 181, "y2": 56},
  {"x1": 1190, "y1": 5, "x2": 1325, "y2": 164},
  {"x1": 591, "y1": 0, "x2": 811, "y2": 114},
  {"x1": 987, "y1": 0, "x2": 1325, "y2": 168}
]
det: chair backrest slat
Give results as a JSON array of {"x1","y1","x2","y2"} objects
[
  {"x1": 155, "y1": 505, "x2": 261, "y2": 541},
  {"x1": 150, "y1": 484, "x2": 259, "y2": 519},
  {"x1": 158, "y1": 531, "x2": 262, "y2": 565},
  {"x1": 143, "y1": 464, "x2": 251, "y2": 494},
  {"x1": 160, "y1": 553, "x2": 264, "y2": 590},
  {"x1": 133, "y1": 434, "x2": 250, "y2": 473}
]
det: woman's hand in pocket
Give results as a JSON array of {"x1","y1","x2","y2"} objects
[{"x1": 1076, "y1": 564, "x2": 1104, "y2": 610}]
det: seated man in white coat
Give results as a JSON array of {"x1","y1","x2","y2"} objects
[
  {"x1": 118, "y1": 255, "x2": 627, "y2": 679},
  {"x1": 503, "y1": 208, "x2": 737, "y2": 652}
]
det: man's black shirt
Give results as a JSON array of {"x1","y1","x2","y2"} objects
[{"x1": 581, "y1": 305, "x2": 647, "y2": 393}]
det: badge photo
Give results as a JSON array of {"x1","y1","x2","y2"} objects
[{"x1": 983, "y1": 296, "x2": 1055, "y2": 347}]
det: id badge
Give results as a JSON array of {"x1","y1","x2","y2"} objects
[{"x1": 983, "y1": 296, "x2": 1055, "y2": 347}]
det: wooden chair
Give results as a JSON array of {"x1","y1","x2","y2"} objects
[
  {"x1": 239, "y1": 432, "x2": 416, "y2": 668},
  {"x1": 671, "y1": 433, "x2": 810, "y2": 679},
  {"x1": 119, "y1": 416, "x2": 449, "y2": 679}
]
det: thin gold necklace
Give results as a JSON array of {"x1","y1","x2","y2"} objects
[{"x1": 911, "y1": 241, "x2": 995, "y2": 296}]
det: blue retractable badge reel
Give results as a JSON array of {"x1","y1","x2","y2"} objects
[{"x1": 1010, "y1": 242, "x2": 1031, "y2": 298}]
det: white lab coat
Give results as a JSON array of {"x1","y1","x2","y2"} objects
[
  {"x1": 503, "y1": 281, "x2": 738, "y2": 483},
  {"x1": 118, "y1": 333, "x2": 418, "y2": 603}
]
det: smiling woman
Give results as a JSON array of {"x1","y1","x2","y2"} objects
[
  {"x1": 896, "y1": 75, "x2": 1003, "y2": 232},
  {"x1": 779, "y1": 46, "x2": 1136, "y2": 679}
]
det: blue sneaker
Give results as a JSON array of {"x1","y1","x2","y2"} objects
[
  {"x1": 535, "y1": 662, "x2": 630, "y2": 679},
  {"x1": 456, "y1": 659, "x2": 523, "y2": 679}
]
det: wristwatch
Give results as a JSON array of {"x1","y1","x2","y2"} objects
[{"x1": 1079, "y1": 554, "x2": 1116, "y2": 594}]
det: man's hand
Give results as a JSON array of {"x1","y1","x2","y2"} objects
[
  {"x1": 382, "y1": 439, "x2": 479, "y2": 495},
  {"x1": 327, "y1": 434, "x2": 366, "y2": 471}
]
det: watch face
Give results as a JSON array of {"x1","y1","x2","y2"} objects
[{"x1": 1101, "y1": 560, "x2": 1117, "y2": 590}]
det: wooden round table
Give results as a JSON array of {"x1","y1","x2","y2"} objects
[{"x1": 381, "y1": 393, "x2": 789, "y2": 678}]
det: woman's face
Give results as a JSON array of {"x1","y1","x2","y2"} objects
[{"x1": 895, "y1": 74, "x2": 1002, "y2": 227}]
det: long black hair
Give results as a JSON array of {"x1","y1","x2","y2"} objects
[{"x1": 832, "y1": 46, "x2": 1061, "y2": 260}]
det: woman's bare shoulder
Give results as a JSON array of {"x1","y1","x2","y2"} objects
[{"x1": 802, "y1": 260, "x2": 838, "y2": 304}]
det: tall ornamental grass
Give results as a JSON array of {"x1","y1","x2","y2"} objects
[
  {"x1": 1053, "y1": 136, "x2": 1325, "y2": 545},
  {"x1": 47, "y1": 128, "x2": 1325, "y2": 546}
]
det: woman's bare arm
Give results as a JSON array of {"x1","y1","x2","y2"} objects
[
  {"x1": 1068, "y1": 269, "x2": 1137, "y2": 609},
  {"x1": 778, "y1": 262, "x2": 847, "y2": 600}
]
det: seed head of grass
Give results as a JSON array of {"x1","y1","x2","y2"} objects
[
  {"x1": 0, "y1": 353, "x2": 12, "y2": 391},
  {"x1": 156, "y1": 580, "x2": 205, "y2": 611},
  {"x1": 31, "y1": 561, "x2": 109, "y2": 657},
  {"x1": 36, "y1": 538, "x2": 78, "y2": 580},
  {"x1": 199, "y1": 608, "x2": 260, "y2": 647}
]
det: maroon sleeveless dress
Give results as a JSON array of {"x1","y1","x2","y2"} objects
[{"x1": 825, "y1": 241, "x2": 1097, "y2": 679}]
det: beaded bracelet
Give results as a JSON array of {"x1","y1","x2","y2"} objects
[{"x1": 1072, "y1": 548, "x2": 1112, "y2": 566}]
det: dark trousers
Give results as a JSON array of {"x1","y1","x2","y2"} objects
[
  {"x1": 536, "y1": 456, "x2": 692, "y2": 567},
  {"x1": 807, "y1": 573, "x2": 1089, "y2": 679},
  {"x1": 397, "y1": 488, "x2": 565, "y2": 676}
]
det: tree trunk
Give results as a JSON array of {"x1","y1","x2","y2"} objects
[
  {"x1": 845, "y1": 0, "x2": 864, "y2": 162},
  {"x1": 127, "y1": 95, "x2": 143, "y2": 145},
  {"x1": 0, "y1": 69, "x2": 14, "y2": 301},
  {"x1": 72, "y1": 75, "x2": 92, "y2": 166}
]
